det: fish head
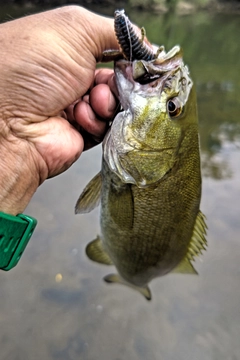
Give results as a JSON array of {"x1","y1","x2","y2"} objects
[{"x1": 103, "y1": 46, "x2": 198, "y2": 187}]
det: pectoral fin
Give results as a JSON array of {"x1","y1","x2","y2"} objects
[
  {"x1": 86, "y1": 236, "x2": 113, "y2": 265},
  {"x1": 171, "y1": 210, "x2": 207, "y2": 275},
  {"x1": 75, "y1": 172, "x2": 102, "y2": 214},
  {"x1": 104, "y1": 273, "x2": 152, "y2": 301}
]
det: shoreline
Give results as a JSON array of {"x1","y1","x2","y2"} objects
[{"x1": 0, "y1": 0, "x2": 240, "y2": 14}]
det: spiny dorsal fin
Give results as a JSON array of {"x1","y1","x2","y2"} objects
[
  {"x1": 86, "y1": 236, "x2": 113, "y2": 265},
  {"x1": 104, "y1": 273, "x2": 152, "y2": 301},
  {"x1": 75, "y1": 172, "x2": 102, "y2": 214},
  {"x1": 171, "y1": 210, "x2": 207, "y2": 275}
]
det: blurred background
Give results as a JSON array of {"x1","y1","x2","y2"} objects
[{"x1": 0, "y1": 1, "x2": 240, "y2": 360}]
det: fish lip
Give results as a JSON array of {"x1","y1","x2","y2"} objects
[
  {"x1": 114, "y1": 45, "x2": 184, "y2": 90},
  {"x1": 114, "y1": 60, "x2": 184, "y2": 107},
  {"x1": 114, "y1": 59, "x2": 165, "y2": 88}
]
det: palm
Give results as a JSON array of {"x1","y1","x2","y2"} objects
[{"x1": 0, "y1": 6, "x2": 118, "y2": 179}]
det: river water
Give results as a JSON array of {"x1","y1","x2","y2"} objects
[{"x1": 0, "y1": 3, "x2": 240, "y2": 360}]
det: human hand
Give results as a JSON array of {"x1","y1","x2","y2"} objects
[{"x1": 0, "y1": 6, "x2": 119, "y2": 214}]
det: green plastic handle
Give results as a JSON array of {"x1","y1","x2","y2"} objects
[{"x1": 0, "y1": 212, "x2": 37, "y2": 271}]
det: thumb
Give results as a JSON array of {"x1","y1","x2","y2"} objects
[{"x1": 53, "y1": 6, "x2": 119, "y2": 62}]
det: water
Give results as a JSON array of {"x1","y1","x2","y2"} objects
[{"x1": 0, "y1": 4, "x2": 240, "y2": 360}]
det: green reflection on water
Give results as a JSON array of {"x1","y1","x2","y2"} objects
[{"x1": 128, "y1": 10, "x2": 240, "y2": 180}]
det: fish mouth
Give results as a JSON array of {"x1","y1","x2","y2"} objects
[{"x1": 114, "y1": 44, "x2": 184, "y2": 88}]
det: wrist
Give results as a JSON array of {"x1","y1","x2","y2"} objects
[{"x1": 0, "y1": 134, "x2": 40, "y2": 215}]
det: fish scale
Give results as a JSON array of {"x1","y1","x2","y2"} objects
[{"x1": 100, "y1": 136, "x2": 201, "y2": 282}]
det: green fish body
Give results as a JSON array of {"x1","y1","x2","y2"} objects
[{"x1": 76, "y1": 45, "x2": 207, "y2": 300}]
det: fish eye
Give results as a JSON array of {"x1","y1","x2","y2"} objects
[{"x1": 167, "y1": 98, "x2": 182, "y2": 118}]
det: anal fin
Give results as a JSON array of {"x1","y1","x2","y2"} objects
[{"x1": 86, "y1": 236, "x2": 113, "y2": 265}]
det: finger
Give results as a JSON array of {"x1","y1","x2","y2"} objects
[
  {"x1": 82, "y1": 10, "x2": 119, "y2": 61},
  {"x1": 94, "y1": 68, "x2": 114, "y2": 85},
  {"x1": 65, "y1": 100, "x2": 80, "y2": 123},
  {"x1": 107, "y1": 74, "x2": 119, "y2": 99},
  {"x1": 80, "y1": 127, "x2": 104, "y2": 151},
  {"x1": 89, "y1": 84, "x2": 117, "y2": 120},
  {"x1": 95, "y1": 69, "x2": 118, "y2": 98},
  {"x1": 55, "y1": 7, "x2": 119, "y2": 62},
  {"x1": 74, "y1": 100, "x2": 107, "y2": 138}
]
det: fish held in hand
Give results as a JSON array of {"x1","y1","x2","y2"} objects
[{"x1": 75, "y1": 10, "x2": 207, "y2": 301}]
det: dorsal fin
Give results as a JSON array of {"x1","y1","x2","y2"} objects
[
  {"x1": 171, "y1": 257, "x2": 198, "y2": 274},
  {"x1": 104, "y1": 273, "x2": 152, "y2": 301},
  {"x1": 171, "y1": 210, "x2": 207, "y2": 274},
  {"x1": 75, "y1": 172, "x2": 102, "y2": 214},
  {"x1": 186, "y1": 210, "x2": 207, "y2": 262}
]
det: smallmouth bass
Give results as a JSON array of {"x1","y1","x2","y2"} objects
[{"x1": 75, "y1": 10, "x2": 207, "y2": 300}]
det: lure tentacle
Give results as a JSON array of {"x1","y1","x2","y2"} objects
[{"x1": 114, "y1": 10, "x2": 156, "y2": 62}]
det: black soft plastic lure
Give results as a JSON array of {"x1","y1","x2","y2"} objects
[{"x1": 114, "y1": 10, "x2": 156, "y2": 61}]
